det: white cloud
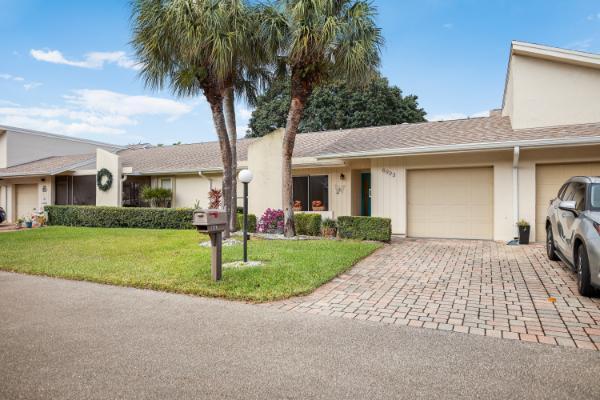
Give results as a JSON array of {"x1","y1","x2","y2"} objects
[
  {"x1": 0, "y1": 89, "x2": 194, "y2": 137},
  {"x1": 429, "y1": 110, "x2": 489, "y2": 121},
  {"x1": 586, "y1": 13, "x2": 600, "y2": 21},
  {"x1": 0, "y1": 73, "x2": 25, "y2": 82},
  {"x1": 23, "y1": 82, "x2": 42, "y2": 91},
  {"x1": 30, "y1": 49, "x2": 141, "y2": 71}
]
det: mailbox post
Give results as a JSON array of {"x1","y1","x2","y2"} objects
[{"x1": 192, "y1": 209, "x2": 227, "y2": 281}]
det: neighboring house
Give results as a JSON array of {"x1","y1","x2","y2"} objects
[{"x1": 1, "y1": 41, "x2": 600, "y2": 242}]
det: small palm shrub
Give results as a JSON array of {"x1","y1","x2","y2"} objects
[{"x1": 141, "y1": 186, "x2": 173, "y2": 208}]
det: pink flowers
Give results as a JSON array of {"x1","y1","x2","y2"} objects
[{"x1": 257, "y1": 208, "x2": 284, "y2": 234}]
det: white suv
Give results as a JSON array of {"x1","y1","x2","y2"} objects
[{"x1": 545, "y1": 176, "x2": 600, "y2": 296}]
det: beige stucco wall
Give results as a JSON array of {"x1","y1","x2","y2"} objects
[
  {"x1": 95, "y1": 149, "x2": 121, "y2": 206},
  {"x1": 503, "y1": 54, "x2": 600, "y2": 128},
  {"x1": 172, "y1": 174, "x2": 223, "y2": 208},
  {"x1": 247, "y1": 129, "x2": 284, "y2": 216},
  {"x1": 147, "y1": 173, "x2": 248, "y2": 209},
  {"x1": 4, "y1": 130, "x2": 120, "y2": 168}
]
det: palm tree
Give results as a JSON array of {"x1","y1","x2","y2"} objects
[
  {"x1": 131, "y1": 0, "x2": 260, "y2": 237},
  {"x1": 224, "y1": 62, "x2": 271, "y2": 231},
  {"x1": 260, "y1": 0, "x2": 383, "y2": 236}
]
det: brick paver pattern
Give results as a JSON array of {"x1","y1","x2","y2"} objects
[{"x1": 267, "y1": 239, "x2": 600, "y2": 350}]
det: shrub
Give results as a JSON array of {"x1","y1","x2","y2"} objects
[
  {"x1": 46, "y1": 205, "x2": 194, "y2": 229},
  {"x1": 294, "y1": 213, "x2": 322, "y2": 236},
  {"x1": 337, "y1": 216, "x2": 391, "y2": 242},
  {"x1": 141, "y1": 186, "x2": 173, "y2": 208},
  {"x1": 257, "y1": 208, "x2": 284, "y2": 234},
  {"x1": 236, "y1": 213, "x2": 257, "y2": 233}
]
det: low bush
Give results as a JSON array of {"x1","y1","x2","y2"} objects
[
  {"x1": 257, "y1": 208, "x2": 284, "y2": 234},
  {"x1": 337, "y1": 216, "x2": 391, "y2": 242},
  {"x1": 46, "y1": 205, "x2": 194, "y2": 229},
  {"x1": 236, "y1": 213, "x2": 257, "y2": 233},
  {"x1": 294, "y1": 213, "x2": 322, "y2": 236}
]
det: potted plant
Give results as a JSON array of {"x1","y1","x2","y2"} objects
[
  {"x1": 24, "y1": 216, "x2": 33, "y2": 229},
  {"x1": 16, "y1": 217, "x2": 24, "y2": 228},
  {"x1": 517, "y1": 219, "x2": 530, "y2": 245},
  {"x1": 322, "y1": 218, "x2": 337, "y2": 238},
  {"x1": 312, "y1": 200, "x2": 325, "y2": 211},
  {"x1": 293, "y1": 200, "x2": 303, "y2": 212}
]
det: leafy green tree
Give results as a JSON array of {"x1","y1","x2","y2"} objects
[
  {"x1": 260, "y1": 0, "x2": 383, "y2": 236},
  {"x1": 247, "y1": 76, "x2": 426, "y2": 137}
]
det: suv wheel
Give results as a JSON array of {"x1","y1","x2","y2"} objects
[
  {"x1": 576, "y1": 243, "x2": 593, "y2": 297},
  {"x1": 546, "y1": 225, "x2": 559, "y2": 261}
]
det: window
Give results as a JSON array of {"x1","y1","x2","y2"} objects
[
  {"x1": 591, "y1": 184, "x2": 600, "y2": 210},
  {"x1": 160, "y1": 178, "x2": 172, "y2": 190},
  {"x1": 561, "y1": 183, "x2": 576, "y2": 201},
  {"x1": 292, "y1": 175, "x2": 328, "y2": 211},
  {"x1": 558, "y1": 183, "x2": 569, "y2": 199},
  {"x1": 55, "y1": 175, "x2": 96, "y2": 206},
  {"x1": 122, "y1": 176, "x2": 151, "y2": 207},
  {"x1": 571, "y1": 182, "x2": 586, "y2": 212}
]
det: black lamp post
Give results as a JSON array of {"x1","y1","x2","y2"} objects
[{"x1": 238, "y1": 169, "x2": 253, "y2": 262}]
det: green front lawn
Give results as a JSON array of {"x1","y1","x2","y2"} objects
[{"x1": 0, "y1": 227, "x2": 381, "y2": 302}]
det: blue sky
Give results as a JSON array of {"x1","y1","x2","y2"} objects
[{"x1": 1, "y1": 0, "x2": 599, "y2": 145}]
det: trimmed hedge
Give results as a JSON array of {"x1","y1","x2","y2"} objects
[
  {"x1": 337, "y1": 216, "x2": 391, "y2": 242},
  {"x1": 46, "y1": 205, "x2": 194, "y2": 229},
  {"x1": 294, "y1": 213, "x2": 322, "y2": 236},
  {"x1": 236, "y1": 212, "x2": 257, "y2": 233}
]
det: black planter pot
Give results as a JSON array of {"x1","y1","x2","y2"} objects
[{"x1": 518, "y1": 225, "x2": 530, "y2": 245}]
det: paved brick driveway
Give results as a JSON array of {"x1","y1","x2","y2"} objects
[{"x1": 268, "y1": 239, "x2": 600, "y2": 350}]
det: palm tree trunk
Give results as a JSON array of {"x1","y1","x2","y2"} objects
[
  {"x1": 223, "y1": 87, "x2": 238, "y2": 233},
  {"x1": 206, "y1": 90, "x2": 233, "y2": 239},
  {"x1": 282, "y1": 73, "x2": 311, "y2": 237}
]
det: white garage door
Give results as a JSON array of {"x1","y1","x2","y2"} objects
[
  {"x1": 407, "y1": 167, "x2": 494, "y2": 239},
  {"x1": 535, "y1": 162, "x2": 600, "y2": 241},
  {"x1": 16, "y1": 184, "x2": 38, "y2": 220}
]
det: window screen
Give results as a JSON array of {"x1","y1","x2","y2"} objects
[{"x1": 292, "y1": 175, "x2": 328, "y2": 211}]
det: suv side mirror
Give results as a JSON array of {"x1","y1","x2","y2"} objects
[{"x1": 559, "y1": 200, "x2": 577, "y2": 215}]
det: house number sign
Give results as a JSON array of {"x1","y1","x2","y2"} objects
[{"x1": 382, "y1": 167, "x2": 396, "y2": 178}]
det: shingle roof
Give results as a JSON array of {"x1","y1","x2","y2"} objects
[
  {"x1": 118, "y1": 139, "x2": 254, "y2": 173},
  {"x1": 312, "y1": 116, "x2": 600, "y2": 156},
  {"x1": 3, "y1": 115, "x2": 600, "y2": 177},
  {"x1": 0, "y1": 154, "x2": 95, "y2": 177}
]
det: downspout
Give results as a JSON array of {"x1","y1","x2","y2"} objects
[
  {"x1": 512, "y1": 146, "x2": 520, "y2": 241},
  {"x1": 121, "y1": 174, "x2": 128, "y2": 207}
]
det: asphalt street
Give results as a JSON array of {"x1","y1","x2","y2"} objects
[{"x1": 1, "y1": 271, "x2": 599, "y2": 400}]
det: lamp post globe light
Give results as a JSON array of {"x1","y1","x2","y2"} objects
[{"x1": 238, "y1": 169, "x2": 253, "y2": 262}]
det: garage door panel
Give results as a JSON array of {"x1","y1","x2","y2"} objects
[
  {"x1": 15, "y1": 184, "x2": 38, "y2": 220},
  {"x1": 407, "y1": 167, "x2": 493, "y2": 239},
  {"x1": 535, "y1": 162, "x2": 600, "y2": 241}
]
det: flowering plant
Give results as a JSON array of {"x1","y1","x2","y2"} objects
[
  {"x1": 257, "y1": 208, "x2": 284, "y2": 234},
  {"x1": 208, "y1": 188, "x2": 222, "y2": 209}
]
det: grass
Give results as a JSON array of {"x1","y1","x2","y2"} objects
[{"x1": 0, "y1": 227, "x2": 381, "y2": 302}]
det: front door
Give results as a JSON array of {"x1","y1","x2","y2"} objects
[{"x1": 361, "y1": 173, "x2": 371, "y2": 216}]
